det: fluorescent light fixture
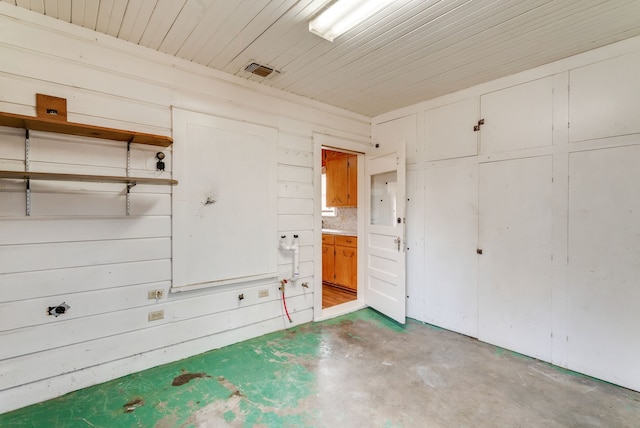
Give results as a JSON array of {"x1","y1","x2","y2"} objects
[{"x1": 309, "y1": 0, "x2": 393, "y2": 42}]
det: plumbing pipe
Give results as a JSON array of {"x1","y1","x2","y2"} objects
[
  {"x1": 280, "y1": 279, "x2": 293, "y2": 323},
  {"x1": 279, "y1": 234, "x2": 300, "y2": 282},
  {"x1": 291, "y1": 234, "x2": 300, "y2": 281}
]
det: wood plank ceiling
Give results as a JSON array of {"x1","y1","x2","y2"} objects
[{"x1": 4, "y1": 0, "x2": 640, "y2": 116}]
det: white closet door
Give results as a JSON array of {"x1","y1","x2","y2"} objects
[
  {"x1": 424, "y1": 162, "x2": 478, "y2": 337},
  {"x1": 569, "y1": 52, "x2": 640, "y2": 142},
  {"x1": 424, "y1": 97, "x2": 478, "y2": 161},
  {"x1": 478, "y1": 155, "x2": 553, "y2": 361},
  {"x1": 567, "y1": 145, "x2": 640, "y2": 391},
  {"x1": 480, "y1": 77, "x2": 553, "y2": 154}
]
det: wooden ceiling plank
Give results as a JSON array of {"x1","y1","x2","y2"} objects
[
  {"x1": 138, "y1": 0, "x2": 187, "y2": 50},
  {"x1": 116, "y1": 0, "x2": 142, "y2": 40},
  {"x1": 125, "y1": 0, "x2": 157, "y2": 44},
  {"x1": 42, "y1": 0, "x2": 56, "y2": 17},
  {"x1": 421, "y1": 4, "x2": 640, "y2": 90},
  {"x1": 28, "y1": 0, "x2": 43, "y2": 14},
  {"x1": 286, "y1": 0, "x2": 520, "y2": 99},
  {"x1": 280, "y1": 0, "x2": 483, "y2": 94},
  {"x1": 95, "y1": 0, "x2": 114, "y2": 33},
  {"x1": 105, "y1": 0, "x2": 128, "y2": 37},
  {"x1": 158, "y1": 0, "x2": 216, "y2": 56},
  {"x1": 209, "y1": 0, "x2": 301, "y2": 69},
  {"x1": 319, "y1": 4, "x2": 584, "y2": 108},
  {"x1": 186, "y1": 0, "x2": 271, "y2": 65},
  {"x1": 223, "y1": 0, "x2": 324, "y2": 75},
  {"x1": 357, "y1": 0, "x2": 631, "y2": 97},
  {"x1": 83, "y1": 0, "x2": 99, "y2": 30},
  {"x1": 313, "y1": 0, "x2": 586, "y2": 102},
  {"x1": 255, "y1": 0, "x2": 410, "y2": 81},
  {"x1": 70, "y1": 0, "x2": 84, "y2": 26},
  {"x1": 331, "y1": 1, "x2": 640, "y2": 113},
  {"x1": 56, "y1": 0, "x2": 71, "y2": 22}
]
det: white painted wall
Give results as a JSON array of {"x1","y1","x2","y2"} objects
[
  {"x1": 373, "y1": 35, "x2": 640, "y2": 392},
  {"x1": 0, "y1": 4, "x2": 370, "y2": 413},
  {"x1": 3, "y1": 1, "x2": 640, "y2": 413}
]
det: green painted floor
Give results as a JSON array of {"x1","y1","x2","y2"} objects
[
  {"x1": 2, "y1": 308, "x2": 640, "y2": 427},
  {"x1": 0, "y1": 310, "x2": 403, "y2": 427}
]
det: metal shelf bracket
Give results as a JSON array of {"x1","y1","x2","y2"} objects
[
  {"x1": 126, "y1": 141, "x2": 132, "y2": 215},
  {"x1": 25, "y1": 129, "x2": 31, "y2": 216}
]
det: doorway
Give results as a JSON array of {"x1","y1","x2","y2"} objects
[{"x1": 321, "y1": 148, "x2": 358, "y2": 309}]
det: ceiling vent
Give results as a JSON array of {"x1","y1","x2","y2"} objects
[{"x1": 244, "y1": 62, "x2": 276, "y2": 77}]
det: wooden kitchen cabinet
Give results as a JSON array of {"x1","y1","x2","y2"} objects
[
  {"x1": 326, "y1": 155, "x2": 357, "y2": 207},
  {"x1": 322, "y1": 234, "x2": 335, "y2": 284},
  {"x1": 322, "y1": 234, "x2": 357, "y2": 292}
]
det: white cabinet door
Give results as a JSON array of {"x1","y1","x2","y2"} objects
[
  {"x1": 424, "y1": 97, "x2": 478, "y2": 161},
  {"x1": 567, "y1": 145, "x2": 640, "y2": 391},
  {"x1": 424, "y1": 162, "x2": 478, "y2": 337},
  {"x1": 480, "y1": 77, "x2": 553, "y2": 154},
  {"x1": 478, "y1": 156, "x2": 553, "y2": 361},
  {"x1": 172, "y1": 109, "x2": 278, "y2": 291},
  {"x1": 569, "y1": 52, "x2": 640, "y2": 142}
]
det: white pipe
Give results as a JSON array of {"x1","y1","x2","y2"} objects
[
  {"x1": 292, "y1": 235, "x2": 300, "y2": 281},
  {"x1": 279, "y1": 234, "x2": 300, "y2": 282}
]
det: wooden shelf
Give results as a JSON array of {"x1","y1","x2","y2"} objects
[
  {"x1": 0, "y1": 170, "x2": 178, "y2": 186},
  {"x1": 0, "y1": 111, "x2": 172, "y2": 147}
]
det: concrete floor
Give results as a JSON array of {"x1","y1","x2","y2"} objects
[{"x1": 2, "y1": 309, "x2": 639, "y2": 427}]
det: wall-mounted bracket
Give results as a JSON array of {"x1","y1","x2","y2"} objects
[
  {"x1": 126, "y1": 141, "x2": 132, "y2": 215},
  {"x1": 473, "y1": 118, "x2": 485, "y2": 132},
  {"x1": 25, "y1": 129, "x2": 31, "y2": 216}
]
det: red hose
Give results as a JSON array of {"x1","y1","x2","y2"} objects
[{"x1": 281, "y1": 280, "x2": 293, "y2": 323}]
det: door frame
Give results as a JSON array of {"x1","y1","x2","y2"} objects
[{"x1": 313, "y1": 134, "x2": 371, "y2": 321}]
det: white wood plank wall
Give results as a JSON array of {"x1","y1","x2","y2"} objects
[
  {"x1": 374, "y1": 36, "x2": 640, "y2": 392},
  {"x1": 0, "y1": 5, "x2": 370, "y2": 413}
]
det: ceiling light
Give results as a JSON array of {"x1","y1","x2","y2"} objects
[{"x1": 309, "y1": 0, "x2": 393, "y2": 42}]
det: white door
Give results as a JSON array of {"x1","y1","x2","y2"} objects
[
  {"x1": 424, "y1": 162, "x2": 479, "y2": 337},
  {"x1": 478, "y1": 156, "x2": 553, "y2": 361},
  {"x1": 364, "y1": 147, "x2": 406, "y2": 324},
  {"x1": 567, "y1": 145, "x2": 640, "y2": 391}
]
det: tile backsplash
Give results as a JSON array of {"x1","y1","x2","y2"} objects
[{"x1": 322, "y1": 207, "x2": 357, "y2": 231}]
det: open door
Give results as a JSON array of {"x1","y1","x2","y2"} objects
[{"x1": 364, "y1": 146, "x2": 406, "y2": 324}]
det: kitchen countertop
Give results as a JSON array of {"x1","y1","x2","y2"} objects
[{"x1": 322, "y1": 228, "x2": 357, "y2": 236}]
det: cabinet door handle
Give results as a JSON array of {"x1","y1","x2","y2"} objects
[{"x1": 394, "y1": 236, "x2": 401, "y2": 252}]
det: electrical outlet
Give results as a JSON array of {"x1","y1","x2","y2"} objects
[
  {"x1": 148, "y1": 289, "x2": 164, "y2": 300},
  {"x1": 148, "y1": 310, "x2": 164, "y2": 321},
  {"x1": 258, "y1": 289, "x2": 269, "y2": 298}
]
